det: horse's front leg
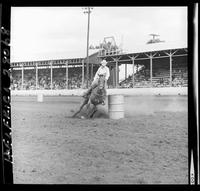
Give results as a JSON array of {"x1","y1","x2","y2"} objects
[
  {"x1": 89, "y1": 105, "x2": 97, "y2": 118},
  {"x1": 85, "y1": 101, "x2": 92, "y2": 118},
  {"x1": 72, "y1": 98, "x2": 88, "y2": 118},
  {"x1": 86, "y1": 99, "x2": 91, "y2": 109}
]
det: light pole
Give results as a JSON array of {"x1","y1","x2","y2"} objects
[{"x1": 83, "y1": 7, "x2": 93, "y2": 88}]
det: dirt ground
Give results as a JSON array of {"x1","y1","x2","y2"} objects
[{"x1": 11, "y1": 95, "x2": 188, "y2": 184}]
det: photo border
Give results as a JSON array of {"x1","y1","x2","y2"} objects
[{"x1": 0, "y1": 0, "x2": 198, "y2": 189}]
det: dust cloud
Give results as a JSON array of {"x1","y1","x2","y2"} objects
[
  {"x1": 124, "y1": 95, "x2": 187, "y2": 117},
  {"x1": 73, "y1": 95, "x2": 187, "y2": 118}
]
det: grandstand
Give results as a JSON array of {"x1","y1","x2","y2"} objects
[
  {"x1": 119, "y1": 53, "x2": 187, "y2": 88},
  {"x1": 101, "y1": 43, "x2": 188, "y2": 89},
  {"x1": 10, "y1": 44, "x2": 187, "y2": 90},
  {"x1": 10, "y1": 57, "x2": 99, "y2": 90}
]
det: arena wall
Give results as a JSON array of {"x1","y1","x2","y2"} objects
[{"x1": 11, "y1": 87, "x2": 187, "y2": 96}]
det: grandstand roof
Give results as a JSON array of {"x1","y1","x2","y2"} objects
[
  {"x1": 124, "y1": 41, "x2": 187, "y2": 54},
  {"x1": 98, "y1": 42, "x2": 187, "y2": 64},
  {"x1": 11, "y1": 42, "x2": 187, "y2": 67},
  {"x1": 89, "y1": 49, "x2": 99, "y2": 56}
]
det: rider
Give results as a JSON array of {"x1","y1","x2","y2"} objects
[{"x1": 82, "y1": 59, "x2": 110, "y2": 105}]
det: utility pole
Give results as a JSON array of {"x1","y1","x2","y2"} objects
[{"x1": 83, "y1": 7, "x2": 93, "y2": 88}]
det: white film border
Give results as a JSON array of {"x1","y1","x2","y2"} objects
[
  {"x1": 192, "y1": 3, "x2": 199, "y2": 185},
  {"x1": 195, "y1": 3, "x2": 199, "y2": 185}
]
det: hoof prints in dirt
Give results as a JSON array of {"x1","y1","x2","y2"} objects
[
  {"x1": 12, "y1": 95, "x2": 188, "y2": 184},
  {"x1": 72, "y1": 110, "x2": 108, "y2": 119}
]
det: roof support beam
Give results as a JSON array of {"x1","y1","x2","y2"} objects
[
  {"x1": 36, "y1": 63, "x2": 38, "y2": 90},
  {"x1": 171, "y1": 54, "x2": 188, "y2": 57},
  {"x1": 21, "y1": 64, "x2": 24, "y2": 90},
  {"x1": 128, "y1": 55, "x2": 139, "y2": 88},
  {"x1": 163, "y1": 49, "x2": 178, "y2": 56},
  {"x1": 82, "y1": 60, "x2": 84, "y2": 88},
  {"x1": 110, "y1": 56, "x2": 122, "y2": 62},
  {"x1": 66, "y1": 61, "x2": 69, "y2": 89},
  {"x1": 125, "y1": 63, "x2": 127, "y2": 80},
  {"x1": 112, "y1": 57, "x2": 121, "y2": 88},
  {"x1": 163, "y1": 50, "x2": 178, "y2": 87},
  {"x1": 150, "y1": 56, "x2": 153, "y2": 87},
  {"x1": 50, "y1": 61, "x2": 53, "y2": 90},
  {"x1": 144, "y1": 53, "x2": 156, "y2": 87},
  {"x1": 169, "y1": 53, "x2": 174, "y2": 87},
  {"x1": 144, "y1": 52, "x2": 157, "y2": 58}
]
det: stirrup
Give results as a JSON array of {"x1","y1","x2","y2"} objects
[{"x1": 101, "y1": 101, "x2": 105, "y2": 105}]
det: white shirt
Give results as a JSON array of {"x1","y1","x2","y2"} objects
[{"x1": 94, "y1": 65, "x2": 110, "y2": 81}]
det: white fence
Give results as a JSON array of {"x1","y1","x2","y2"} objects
[{"x1": 11, "y1": 87, "x2": 187, "y2": 96}]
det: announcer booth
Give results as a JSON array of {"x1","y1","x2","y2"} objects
[{"x1": 98, "y1": 43, "x2": 188, "y2": 88}]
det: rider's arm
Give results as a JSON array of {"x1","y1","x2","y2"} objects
[
  {"x1": 105, "y1": 67, "x2": 110, "y2": 81},
  {"x1": 93, "y1": 67, "x2": 100, "y2": 81}
]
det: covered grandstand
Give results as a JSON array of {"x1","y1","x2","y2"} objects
[
  {"x1": 98, "y1": 42, "x2": 187, "y2": 88},
  {"x1": 10, "y1": 57, "x2": 99, "y2": 90},
  {"x1": 10, "y1": 43, "x2": 187, "y2": 91}
]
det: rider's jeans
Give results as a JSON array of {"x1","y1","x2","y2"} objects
[{"x1": 91, "y1": 79, "x2": 99, "y2": 87}]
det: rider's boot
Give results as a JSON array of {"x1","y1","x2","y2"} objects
[{"x1": 101, "y1": 100, "x2": 105, "y2": 105}]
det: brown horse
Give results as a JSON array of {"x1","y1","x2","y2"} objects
[{"x1": 72, "y1": 75, "x2": 106, "y2": 118}]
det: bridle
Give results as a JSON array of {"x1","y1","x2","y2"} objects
[{"x1": 98, "y1": 74, "x2": 105, "y2": 88}]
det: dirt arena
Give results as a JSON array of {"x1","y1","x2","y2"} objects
[{"x1": 11, "y1": 95, "x2": 188, "y2": 184}]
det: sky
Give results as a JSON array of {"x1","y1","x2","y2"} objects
[{"x1": 11, "y1": 6, "x2": 188, "y2": 81}]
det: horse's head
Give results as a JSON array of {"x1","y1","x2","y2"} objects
[
  {"x1": 98, "y1": 75, "x2": 105, "y2": 90},
  {"x1": 89, "y1": 74, "x2": 106, "y2": 106}
]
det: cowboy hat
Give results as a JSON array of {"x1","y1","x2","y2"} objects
[{"x1": 101, "y1": 59, "x2": 107, "y2": 65}]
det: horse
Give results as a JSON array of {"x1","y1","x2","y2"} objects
[{"x1": 72, "y1": 75, "x2": 106, "y2": 118}]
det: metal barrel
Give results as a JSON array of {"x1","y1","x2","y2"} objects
[
  {"x1": 108, "y1": 94, "x2": 124, "y2": 119},
  {"x1": 37, "y1": 93, "x2": 43, "y2": 102}
]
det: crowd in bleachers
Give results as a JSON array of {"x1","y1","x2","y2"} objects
[
  {"x1": 119, "y1": 65, "x2": 188, "y2": 88},
  {"x1": 172, "y1": 68, "x2": 188, "y2": 87},
  {"x1": 11, "y1": 67, "x2": 85, "y2": 90},
  {"x1": 11, "y1": 76, "x2": 22, "y2": 90},
  {"x1": 11, "y1": 64, "x2": 187, "y2": 90},
  {"x1": 68, "y1": 67, "x2": 82, "y2": 89},
  {"x1": 119, "y1": 66, "x2": 151, "y2": 88}
]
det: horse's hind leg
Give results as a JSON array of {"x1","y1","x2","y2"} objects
[
  {"x1": 72, "y1": 107, "x2": 82, "y2": 118},
  {"x1": 72, "y1": 99, "x2": 88, "y2": 118}
]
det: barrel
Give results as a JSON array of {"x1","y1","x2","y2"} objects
[
  {"x1": 108, "y1": 95, "x2": 124, "y2": 119},
  {"x1": 37, "y1": 93, "x2": 43, "y2": 102}
]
